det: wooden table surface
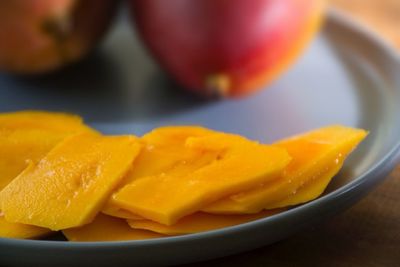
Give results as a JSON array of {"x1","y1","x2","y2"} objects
[{"x1": 186, "y1": 1, "x2": 400, "y2": 266}]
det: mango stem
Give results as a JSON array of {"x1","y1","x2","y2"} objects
[{"x1": 205, "y1": 74, "x2": 231, "y2": 98}]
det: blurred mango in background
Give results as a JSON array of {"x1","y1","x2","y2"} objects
[
  {"x1": 131, "y1": 0, "x2": 326, "y2": 98},
  {"x1": 0, "y1": 0, "x2": 117, "y2": 74},
  {"x1": 0, "y1": 0, "x2": 397, "y2": 99},
  {"x1": 0, "y1": 0, "x2": 326, "y2": 100}
]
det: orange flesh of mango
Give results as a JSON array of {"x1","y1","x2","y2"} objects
[
  {"x1": 0, "y1": 111, "x2": 92, "y2": 133},
  {"x1": 102, "y1": 206, "x2": 144, "y2": 220},
  {"x1": 0, "y1": 215, "x2": 51, "y2": 239},
  {"x1": 0, "y1": 133, "x2": 141, "y2": 230},
  {"x1": 63, "y1": 214, "x2": 164, "y2": 242},
  {"x1": 101, "y1": 128, "x2": 217, "y2": 219},
  {"x1": 204, "y1": 125, "x2": 367, "y2": 214},
  {"x1": 0, "y1": 130, "x2": 66, "y2": 190},
  {"x1": 0, "y1": 111, "x2": 94, "y2": 190},
  {"x1": 111, "y1": 127, "x2": 290, "y2": 225},
  {"x1": 269, "y1": 159, "x2": 343, "y2": 208},
  {"x1": 127, "y1": 210, "x2": 281, "y2": 235},
  {"x1": 0, "y1": 116, "x2": 368, "y2": 240}
]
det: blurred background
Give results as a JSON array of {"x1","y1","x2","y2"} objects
[{"x1": 332, "y1": 0, "x2": 400, "y2": 48}]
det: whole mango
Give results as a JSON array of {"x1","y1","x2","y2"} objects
[
  {"x1": 131, "y1": 0, "x2": 325, "y2": 97},
  {"x1": 0, "y1": 0, "x2": 118, "y2": 74}
]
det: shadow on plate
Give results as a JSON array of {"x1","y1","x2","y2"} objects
[{"x1": 0, "y1": 50, "x2": 210, "y2": 123}]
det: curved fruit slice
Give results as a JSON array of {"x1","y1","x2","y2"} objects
[
  {"x1": 101, "y1": 146, "x2": 185, "y2": 220},
  {"x1": 102, "y1": 206, "x2": 144, "y2": 221},
  {"x1": 128, "y1": 210, "x2": 280, "y2": 235},
  {"x1": 266, "y1": 160, "x2": 343, "y2": 208},
  {"x1": 0, "y1": 133, "x2": 141, "y2": 230},
  {"x1": 204, "y1": 125, "x2": 368, "y2": 214},
  {"x1": 63, "y1": 214, "x2": 164, "y2": 242},
  {"x1": 102, "y1": 126, "x2": 217, "y2": 218},
  {"x1": 0, "y1": 110, "x2": 93, "y2": 133},
  {"x1": 111, "y1": 128, "x2": 290, "y2": 225},
  {"x1": 142, "y1": 126, "x2": 215, "y2": 148},
  {"x1": 0, "y1": 216, "x2": 51, "y2": 239},
  {"x1": 0, "y1": 111, "x2": 94, "y2": 190}
]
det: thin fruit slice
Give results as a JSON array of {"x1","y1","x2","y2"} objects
[
  {"x1": 0, "y1": 133, "x2": 141, "y2": 230},
  {"x1": 101, "y1": 129, "x2": 216, "y2": 218},
  {"x1": 267, "y1": 159, "x2": 343, "y2": 208},
  {"x1": 128, "y1": 210, "x2": 281, "y2": 235},
  {"x1": 0, "y1": 110, "x2": 92, "y2": 133},
  {"x1": 0, "y1": 216, "x2": 51, "y2": 239},
  {"x1": 142, "y1": 126, "x2": 214, "y2": 145},
  {"x1": 204, "y1": 125, "x2": 367, "y2": 214},
  {"x1": 63, "y1": 214, "x2": 164, "y2": 242},
  {"x1": 0, "y1": 111, "x2": 94, "y2": 190},
  {"x1": 112, "y1": 127, "x2": 290, "y2": 225},
  {"x1": 102, "y1": 205, "x2": 144, "y2": 220}
]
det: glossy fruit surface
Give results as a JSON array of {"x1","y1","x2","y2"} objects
[
  {"x1": 131, "y1": 0, "x2": 325, "y2": 97},
  {"x1": 0, "y1": 0, "x2": 118, "y2": 74}
]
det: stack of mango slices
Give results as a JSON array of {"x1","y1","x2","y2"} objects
[{"x1": 0, "y1": 111, "x2": 368, "y2": 241}]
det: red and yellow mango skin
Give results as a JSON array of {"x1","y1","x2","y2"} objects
[
  {"x1": 130, "y1": 0, "x2": 325, "y2": 97},
  {"x1": 0, "y1": 0, "x2": 118, "y2": 74}
]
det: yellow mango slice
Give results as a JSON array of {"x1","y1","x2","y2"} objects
[
  {"x1": 102, "y1": 206, "x2": 144, "y2": 220},
  {"x1": 0, "y1": 133, "x2": 141, "y2": 230},
  {"x1": 0, "y1": 111, "x2": 94, "y2": 190},
  {"x1": 0, "y1": 215, "x2": 51, "y2": 239},
  {"x1": 111, "y1": 127, "x2": 290, "y2": 225},
  {"x1": 101, "y1": 147, "x2": 166, "y2": 219},
  {"x1": 0, "y1": 130, "x2": 64, "y2": 190},
  {"x1": 103, "y1": 126, "x2": 226, "y2": 219},
  {"x1": 63, "y1": 214, "x2": 164, "y2": 242},
  {"x1": 102, "y1": 128, "x2": 221, "y2": 218},
  {"x1": 141, "y1": 126, "x2": 215, "y2": 149},
  {"x1": 268, "y1": 160, "x2": 342, "y2": 208},
  {"x1": 204, "y1": 125, "x2": 367, "y2": 214},
  {"x1": 128, "y1": 210, "x2": 281, "y2": 235},
  {"x1": 0, "y1": 110, "x2": 92, "y2": 133}
]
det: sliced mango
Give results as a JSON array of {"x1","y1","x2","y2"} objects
[
  {"x1": 63, "y1": 214, "x2": 164, "y2": 242},
  {"x1": 101, "y1": 146, "x2": 170, "y2": 219},
  {"x1": 102, "y1": 206, "x2": 144, "y2": 220},
  {"x1": 0, "y1": 110, "x2": 92, "y2": 133},
  {"x1": 111, "y1": 127, "x2": 290, "y2": 225},
  {"x1": 0, "y1": 133, "x2": 141, "y2": 230},
  {"x1": 141, "y1": 126, "x2": 215, "y2": 149},
  {"x1": 268, "y1": 160, "x2": 342, "y2": 208},
  {"x1": 0, "y1": 215, "x2": 51, "y2": 239},
  {"x1": 0, "y1": 130, "x2": 64, "y2": 190},
  {"x1": 0, "y1": 111, "x2": 94, "y2": 190},
  {"x1": 204, "y1": 125, "x2": 367, "y2": 214},
  {"x1": 128, "y1": 210, "x2": 280, "y2": 235},
  {"x1": 101, "y1": 131, "x2": 218, "y2": 218}
]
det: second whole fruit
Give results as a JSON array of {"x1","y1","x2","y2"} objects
[
  {"x1": 130, "y1": 0, "x2": 326, "y2": 97},
  {"x1": 0, "y1": 0, "x2": 118, "y2": 74}
]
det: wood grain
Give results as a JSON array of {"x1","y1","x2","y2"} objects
[{"x1": 183, "y1": 2, "x2": 400, "y2": 266}]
